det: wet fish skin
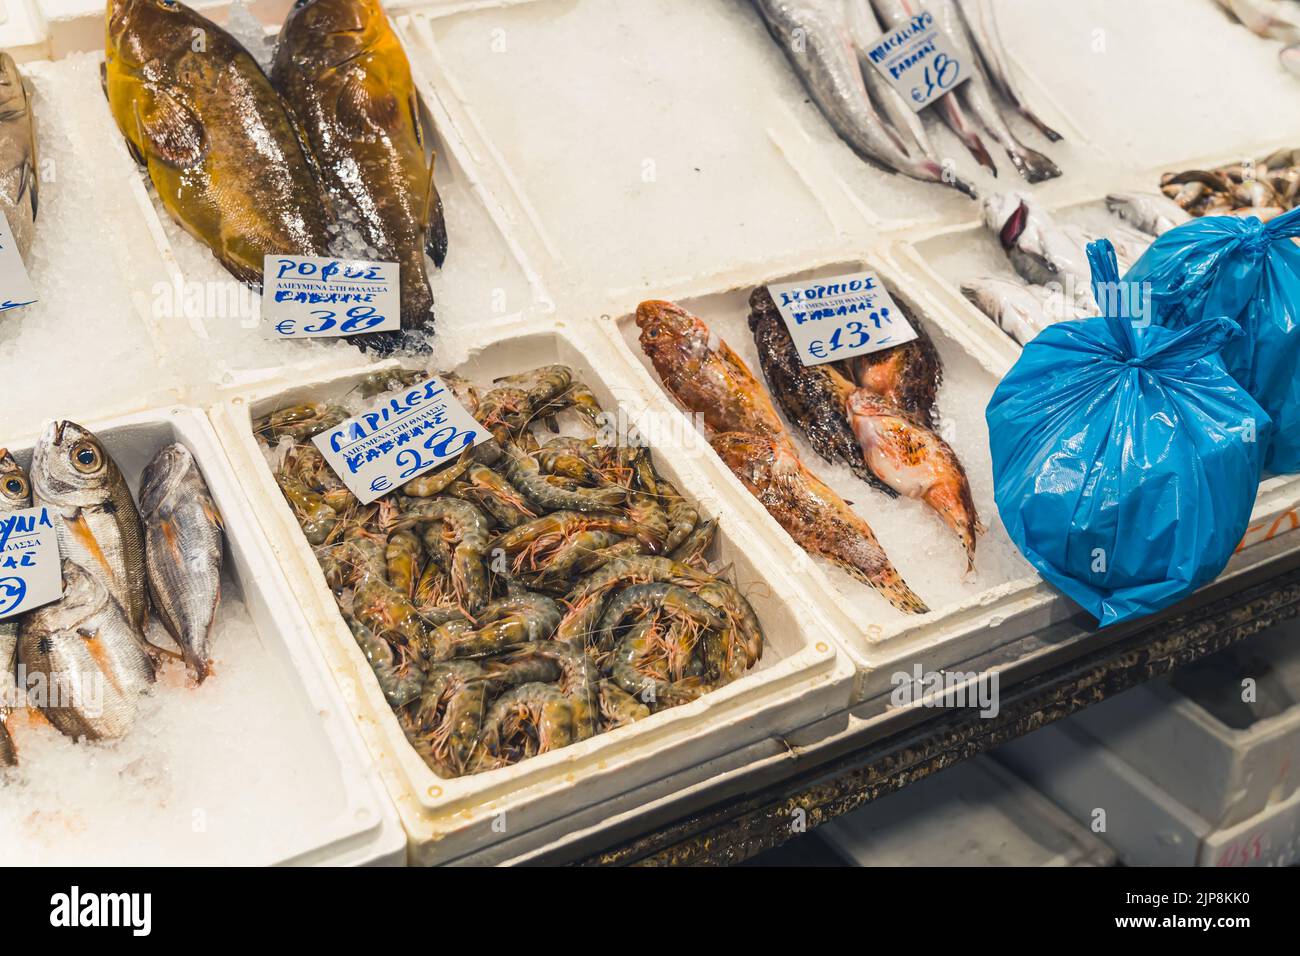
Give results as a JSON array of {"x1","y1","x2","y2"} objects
[
  {"x1": 846, "y1": 389, "x2": 981, "y2": 572},
  {"x1": 748, "y1": 285, "x2": 896, "y2": 496},
  {"x1": 1216, "y1": 0, "x2": 1300, "y2": 43},
  {"x1": 0, "y1": 53, "x2": 37, "y2": 263},
  {"x1": 844, "y1": 0, "x2": 937, "y2": 161},
  {"x1": 848, "y1": 294, "x2": 942, "y2": 429},
  {"x1": 140, "y1": 443, "x2": 223, "y2": 682},
  {"x1": 104, "y1": 0, "x2": 332, "y2": 286},
  {"x1": 17, "y1": 560, "x2": 155, "y2": 741},
  {"x1": 983, "y1": 192, "x2": 1092, "y2": 302},
  {"x1": 636, "y1": 299, "x2": 795, "y2": 448},
  {"x1": 929, "y1": 0, "x2": 1060, "y2": 183},
  {"x1": 870, "y1": 0, "x2": 996, "y2": 176},
  {"x1": 753, "y1": 0, "x2": 974, "y2": 196},
  {"x1": 1105, "y1": 191, "x2": 1191, "y2": 237},
  {"x1": 960, "y1": 275, "x2": 1050, "y2": 346},
  {"x1": 954, "y1": 0, "x2": 1062, "y2": 142},
  {"x1": 712, "y1": 431, "x2": 927, "y2": 613},
  {"x1": 31, "y1": 421, "x2": 148, "y2": 632},
  {"x1": 272, "y1": 0, "x2": 444, "y2": 335}
]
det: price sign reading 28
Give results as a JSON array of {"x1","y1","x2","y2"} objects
[
  {"x1": 261, "y1": 254, "x2": 402, "y2": 340},
  {"x1": 768, "y1": 270, "x2": 918, "y2": 368}
]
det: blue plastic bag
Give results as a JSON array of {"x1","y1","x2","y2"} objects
[
  {"x1": 1124, "y1": 206, "x2": 1300, "y2": 473},
  {"x1": 987, "y1": 240, "x2": 1271, "y2": 627}
]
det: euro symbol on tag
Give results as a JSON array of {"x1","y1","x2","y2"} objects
[
  {"x1": 275, "y1": 320, "x2": 296, "y2": 335},
  {"x1": 370, "y1": 475, "x2": 392, "y2": 494}
]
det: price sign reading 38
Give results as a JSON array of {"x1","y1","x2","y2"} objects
[
  {"x1": 261, "y1": 254, "x2": 401, "y2": 339},
  {"x1": 768, "y1": 270, "x2": 917, "y2": 367}
]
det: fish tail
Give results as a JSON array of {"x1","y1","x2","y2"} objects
[
  {"x1": 938, "y1": 98, "x2": 997, "y2": 176},
  {"x1": 1006, "y1": 143, "x2": 1062, "y2": 185},
  {"x1": 875, "y1": 567, "x2": 929, "y2": 615},
  {"x1": 1024, "y1": 110, "x2": 1063, "y2": 143}
]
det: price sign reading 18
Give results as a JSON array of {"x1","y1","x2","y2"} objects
[
  {"x1": 862, "y1": 12, "x2": 970, "y2": 113},
  {"x1": 261, "y1": 254, "x2": 401, "y2": 339},
  {"x1": 768, "y1": 270, "x2": 917, "y2": 367}
]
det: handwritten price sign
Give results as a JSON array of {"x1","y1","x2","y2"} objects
[
  {"x1": 768, "y1": 270, "x2": 917, "y2": 367},
  {"x1": 262, "y1": 254, "x2": 401, "y2": 339},
  {"x1": 313, "y1": 375, "x2": 489, "y2": 505},
  {"x1": 863, "y1": 12, "x2": 969, "y2": 112},
  {"x1": 0, "y1": 505, "x2": 62, "y2": 620}
]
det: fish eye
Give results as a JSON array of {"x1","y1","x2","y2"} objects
[
  {"x1": 70, "y1": 441, "x2": 103, "y2": 474},
  {"x1": 159, "y1": 0, "x2": 178, "y2": 8},
  {"x1": 3, "y1": 476, "x2": 25, "y2": 498}
]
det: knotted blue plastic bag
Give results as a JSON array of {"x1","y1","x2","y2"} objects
[
  {"x1": 1125, "y1": 205, "x2": 1300, "y2": 473},
  {"x1": 987, "y1": 240, "x2": 1271, "y2": 627}
]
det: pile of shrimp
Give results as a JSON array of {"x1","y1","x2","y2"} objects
[{"x1": 255, "y1": 364, "x2": 764, "y2": 778}]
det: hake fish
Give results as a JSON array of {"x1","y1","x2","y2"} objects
[
  {"x1": 983, "y1": 192, "x2": 1092, "y2": 302},
  {"x1": 17, "y1": 560, "x2": 155, "y2": 741},
  {"x1": 748, "y1": 285, "x2": 896, "y2": 496},
  {"x1": 870, "y1": 0, "x2": 996, "y2": 176},
  {"x1": 139, "y1": 443, "x2": 223, "y2": 682},
  {"x1": 711, "y1": 431, "x2": 928, "y2": 614},
  {"x1": 960, "y1": 275, "x2": 1052, "y2": 345},
  {"x1": 954, "y1": 0, "x2": 1061, "y2": 142},
  {"x1": 0, "y1": 449, "x2": 29, "y2": 768},
  {"x1": 104, "y1": 0, "x2": 332, "y2": 287},
  {"x1": 1105, "y1": 191, "x2": 1191, "y2": 237},
  {"x1": 636, "y1": 299, "x2": 794, "y2": 449},
  {"x1": 752, "y1": 0, "x2": 974, "y2": 196},
  {"x1": 845, "y1": 389, "x2": 981, "y2": 571},
  {"x1": 272, "y1": 0, "x2": 446, "y2": 337},
  {"x1": 928, "y1": 0, "x2": 1059, "y2": 183},
  {"x1": 0, "y1": 53, "x2": 38, "y2": 265},
  {"x1": 31, "y1": 421, "x2": 148, "y2": 632}
]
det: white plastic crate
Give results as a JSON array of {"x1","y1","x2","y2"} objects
[
  {"x1": 996, "y1": 715, "x2": 1300, "y2": 867},
  {"x1": 0, "y1": 406, "x2": 404, "y2": 866},
  {"x1": 820, "y1": 755, "x2": 1115, "y2": 866},
  {"x1": 209, "y1": 320, "x2": 854, "y2": 865}
]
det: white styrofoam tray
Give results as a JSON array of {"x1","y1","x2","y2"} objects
[
  {"x1": 0, "y1": 406, "x2": 404, "y2": 866},
  {"x1": 819, "y1": 755, "x2": 1115, "y2": 866},
  {"x1": 209, "y1": 318, "x2": 855, "y2": 865},
  {"x1": 600, "y1": 255, "x2": 1102, "y2": 702},
  {"x1": 22, "y1": 0, "x2": 552, "y2": 402},
  {"x1": 995, "y1": 716, "x2": 1300, "y2": 868}
]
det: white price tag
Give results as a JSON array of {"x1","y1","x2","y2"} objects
[
  {"x1": 261, "y1": 254, "x2": 401, "y2": 338},
  {"x1": 0, "y1": 210, "x2": 37, "y2": 313},
  {"x1": 0, "y1": 505, "x2": 63, "y2": 620},
  {"x1": 768, "y1": 271, "x2": 916, "y2": 366},
  {"x1": 312, "y1": 375, "x2": 489, "y2": 505},
  {"x1": 862, "y1": 10, "x2": 970, "y2": 112}
]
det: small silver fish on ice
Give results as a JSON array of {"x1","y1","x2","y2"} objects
[
  {"x1": 139, "y1": 444, "x2": 224, "y2": 683},
  {"x1": 31, "y1": 421, "x2": 148, "y2": 631},
  {"x1": 1105, "y1": 192, "x2": 1192, "y2": 237},
  {"x1": 17, "y1": 560, "x2": 156, "y2": 741},
  {"x1": 983, "y1": 192, "x2": 1092, "y2": 302}
]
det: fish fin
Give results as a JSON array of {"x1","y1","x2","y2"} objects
[
  {"x1": 335, "y1": 70, "x2": 397, "y2": 140},
  {"x1": 425, "y1": 162, "x2": 448, "y2": 268},
  {"x1": 202, "y1": 501, "x2": 225, "y2": 532},
  {"x1": 160, "y1": 518, "x2": 183, "y2": 565},
  {"x1": 18, "y1": 153, "x2": 36, "y2": 222},
  {"x1": 133, "y1": 87, "x2": 208, "y2": 169},
  {"x1": 408, "y1": 91, "x2": 425, "y2": 151},
  {"x1": 65, "y1": 513, "x2": 115, "y2": 584}
]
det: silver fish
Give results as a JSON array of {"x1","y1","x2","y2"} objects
[
  {"x1": 31, "y1": 421, "x2": 148, "y2": 631},
  {"x1": 870, "y1": 0, "x2": 996, "y2": 175},
  {"x1": 960, "y1": 275, "x2": 1051, "y2": 346},
  {"x1": 954, "y1": 0, "x2": 1061, "y2": 142},
  {"x1": 17, "y1": 560, "x2": 155, "y2": 741},
  {"x1": 1106, "y1": 191, "x2": 1192, "y2": 237},
  {"x1": 753, "y1": 0, "x2": 975, "y2": 196},
  {"x1": 843, "y1": 0, "x2": 937, "y2": 161},
  {"x1": 929, "y1": 0, "x2": 1059, "y2": 182},
  {"x1": 983, "y1": 192, "x2": 1092, "y2": 303},
  {"x1": 0, "y1": 53, "x2": 37, "y2": 264},
  {"x1": 139, "y1": 444, "x2": 223, "y2": 682},
  {"x1": 0, "y1": 449, "x2": 31, "y2": 767}
]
